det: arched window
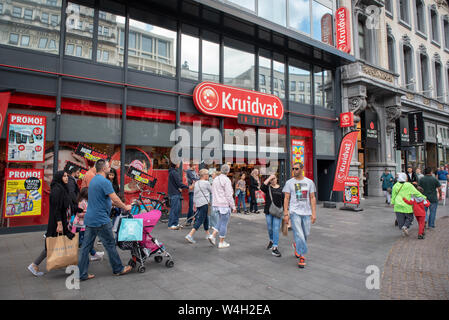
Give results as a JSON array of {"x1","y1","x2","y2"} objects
[
  {"x1": 443, "y1": 15, "x2": 449, "y2": 49},
  {"x1": 399, "y1": 0, "x2": 410, "y2": 25},
  {"x1": 419, "y1": 52, "x2": 430, "y2": 95},
  {"x1": 415, "y1": 0, "x2": 426, "y2": 34},
  {"x1": 434, "y1": 59, "x2": 443, "y2": 100},
  {"x1": 430, "y1": 5, "x2": 440, "y2": 43},
  {"x1": 401, "y1": 38, "x2": 414, "y2": 90}
]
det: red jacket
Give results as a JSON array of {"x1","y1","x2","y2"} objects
[{"x1": 402, "y1": 197, "x2": 430, "y2": 217}]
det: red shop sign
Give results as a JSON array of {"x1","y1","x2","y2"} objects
[
  {"x1": 321, "y1": 13, "x2": 334, "y2": 46},
  {"x1": 340, "y1": 112, "x2": 354, "y2": 127},
  {"x1": 335, "y1": 7, "x2": 351, "y2": 53},
  {"x1": 193, "y1": 82, "x2": 284, "y2": 121}
]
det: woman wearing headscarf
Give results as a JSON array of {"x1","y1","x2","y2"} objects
[
  {"x1": 249, "y1": 169, "x2": 260, "y2": 213},
  {"x1": 28, "y1": 171, "x2": 75, "y2": 276},
  {"x1": 391, "y1": 172, "x2": 426, "y2": 237}
]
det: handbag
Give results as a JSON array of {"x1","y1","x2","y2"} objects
[
  {"x1": 268, "y1": 186, "x2": 283, "y2": 219},
  {"x1": 255, "y1": 190, "x2": 265, "y2": 204},
  {"x1": 46, "y1": 233, "x2": 79, "y2": 271}
]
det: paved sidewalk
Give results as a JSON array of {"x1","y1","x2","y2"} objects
[{"x1": 0, "y1": 197, "x2": 447, "y2": 300}]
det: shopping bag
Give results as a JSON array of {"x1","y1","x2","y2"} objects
[
  {"x1": 118, "y1": 218, "x2": 143, "y2": 242},
  {"x1": 281, "y1": 219, "x2": 288, "y2": 237},
  {"x1": 255, "y1": 190, "x2": 265, "y2": 204},
  {"x1": 46, "y1": 233, "x2": 79, "y2": 271}
]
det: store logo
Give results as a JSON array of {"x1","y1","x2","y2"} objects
[
  {"x1": 193, "y1": 82, "x2": 284, "y2": 121},
  {"x1": 404, "y1": 128, "x2": 407, "y2": 134},
  {"x1": 340, "y1": 112, "x2": 354, "y2": 127},
  {"x1": 370, "y1": 122, "x2": 374, "y2": 130},
  {"x1": 336, "y1": 7, "x2": 351, "y2": 53}
]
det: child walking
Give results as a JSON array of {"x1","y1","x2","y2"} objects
[
  {"x1": 73, "y1": 188, "x2": 104, "y2": 260},
  {"x1": 402, "y1": 186, "x2": 430, "y2": 239}
]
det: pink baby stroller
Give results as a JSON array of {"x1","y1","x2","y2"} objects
[{"x1": 116, "y1": 208, "x2": 174, "y2": 273}]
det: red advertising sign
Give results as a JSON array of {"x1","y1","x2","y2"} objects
[
  {"x1": 343, "y1": 177, "x2": 360, "y2": 205},
  {"x1": 340, "y1": 112, "x2": 354, "y2": 127},
  {"x1": 332, "y1": 131, "x2": 359, "y2": 191},
  {"x1": 4, "y1": 168, "x2": 44, "y2": 218},
  {"x1": 321, "y1": 13, "x2": 334, "y2": 46},
  {"x1": 0, "y1": 91, "x2": 11, "y2": 134},
  {"x1": 335, "y1": 7, "x2": 351, "y2": 53},
  {"x1": 7, "y1": 114, "x2": 46, "y2": 163},
  {"x1": 193, "y1": 82, "x2": 284, "y2": 121}
]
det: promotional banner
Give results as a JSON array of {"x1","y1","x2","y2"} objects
[
  {"x1": 75, "y1": 143, "x2": 110, "y2": 162},
  {"x1": 64, "y1": 161, "x2": 88, "y2": 180},
  {"x1": 395, "y1": 117, "x2": 410, "y2": 149},
  {"x1": 362, "y1": 110, "x2": 378, "y2": 149},
  {"x1": 291, "y1": 139, "x2": 305, "y2": 174},
  {"x1": 408, "y1": 111, "x2": 425, "y2": 145},
  {"x1": 441, "y1": 181, "x2": 447, "y2": 206},
  {"x1": 4, "y1": 169, "x2": 44, "y2": 218},
  {"x1": 343, "y1": 177, "x2": 360, "y2": 205},
  {"x1": 332, "y1": 131, "x2": 359, "y2": 192},
  {"x1": 335, "y1": 7, "x2": 351, "y2": 53},
  {"x1": 7, "y1": 114, "x2": 46, "y2": 163},
  {"x1": 0, "y1": 91, "x2": 12, "y2": 134},
  {"x1": 126, "y1": 166, "x2": 157, "y2": 188}
]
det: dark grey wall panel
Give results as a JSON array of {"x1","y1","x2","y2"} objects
[
  {"x1": 179, "y1": 96, "x2": 198, "y2": 114},
  {"x1": 289, "y1": 103, "x2": 313, "y2": 115},
  {"x1": 127, "y1": 70, "x2": 177, "y2": 91},
  {"x1": 0, "y1": 69, "x2": 58, "y2": 96},
  {"x1": 289, "y1": 115, "x2": 313, "y2": 129},
  {"x1": 180, "y1": 80, "x2": 198, "y2": 95},
  {"x1": 61, "y1": 79, "x2": 123, "y2": 104},
  {"x1": 315, "y1": 119, "x2": 337, "y2": 131},
  {"x1": 0, "y1": 46, "x2": 59, "y2": 72},
  {"x1": 127, "y1": 88, "x2": 177, "y2": 110},
  {"x1": 60, "y1": 114, "x2": 121, "y2": 144},
  {"x1": 63, "y1": 58, "x2": 124, "y2": 83}
]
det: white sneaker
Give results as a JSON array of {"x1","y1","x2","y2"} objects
[
  {"x1": 28, "y1": 263, "x2": 44, "y2": 277},
  {"x1": 90, "y1": 251, "x2": 104, "y2": 261},
  {"x1": 185, "y1": 234, "x2": 196, "y2": 244},
  {"x1": 218, "y1": 241, "x2": 230, "y2": 249},
  {"x1": 207, "y1": 234, "x2": 216, "y2": 246},
  {"x1": 401, "y1": 226, "x2": 409, "y2": 237}
]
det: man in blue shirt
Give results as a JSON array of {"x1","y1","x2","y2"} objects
[
  {"x1": 436, "y1": 166, "x2": 448, "y2": 181},
  {"x1": 78, "y1": 159, "x2": 132, "y2": 281}
]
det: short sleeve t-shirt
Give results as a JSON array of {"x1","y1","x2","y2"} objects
[
  {"x1": 419, "y1": 176, "x2": 441, "y2": 204},
  {"x1": 282, "y1": 177, "x2": 316, "y2": 216},
  {"x1": 84, "y1": 175, "x2": 115, "y2": 227},
  {"x1": 436, "y1": 170, "x2": 448, "y2": 181}
]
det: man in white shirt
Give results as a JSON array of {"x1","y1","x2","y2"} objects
[{"x1": 283, "y1": 162, "x2": 317, "y2": 269}]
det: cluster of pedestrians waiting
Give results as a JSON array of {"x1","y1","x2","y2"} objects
[
  {"x1": 168, "y1": 161, "x2": 317, "y2": 268},
  {"x1": 383, "y1": 165, "x2": 447, "y2": 240}
]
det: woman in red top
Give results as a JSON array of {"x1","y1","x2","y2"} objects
[{"x1": 403, "y1": 187, "x2": 430, "y2": 239}]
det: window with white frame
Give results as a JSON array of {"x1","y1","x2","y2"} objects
[
  {"x1": 430, "y1": 6, "x2": 440, "y2": 43},
  {"x1": 399, "y1": 0, "x2": 410, "y2": 25},
  {"x1": 415, "y1": 0, "x2": 426, "y2": 34}
]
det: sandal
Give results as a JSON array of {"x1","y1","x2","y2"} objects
[
  {"x1": 116, "y1": 265, "x2": 132, "y2": 276},
  {"x1": 81, "y1": 274, "x2": 95, "y2": 281}
]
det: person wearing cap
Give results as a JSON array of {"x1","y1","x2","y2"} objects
[{"x1": 391, "y1": 172, "x2": 426, "y2": 237}]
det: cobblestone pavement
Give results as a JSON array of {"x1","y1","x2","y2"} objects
[
  {"x1": 0, "y1": 197, "x2": 447, "y2": 300},
  {"x1": 380, "y1": 215, "x2": 449, "y2": 300}
]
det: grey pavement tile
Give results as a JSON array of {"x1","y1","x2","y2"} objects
[
  {"x1": 52, "y1": 289, "x2": 84, "y2": 300},
  {"x1": 23, "y1": 290, "x2": 54, "y2": 300},
  {"x1": 0, "y1": 284, "x2": 24, "y2": 299}
]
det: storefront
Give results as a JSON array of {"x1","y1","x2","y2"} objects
[{"x1": 0, "y1": 0, "x2": 354, "y2": 230}]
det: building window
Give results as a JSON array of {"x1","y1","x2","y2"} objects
[
  {"x1": 290, "y1": 94, "x2": 296, "y2": 101},
  {"x1": 51, "y1": 15, "x2": 59, "y2": 26},
  {"x1": 288, "y1": 0, "x2": 310, "y2": 35},
  {"x1": 21, "y1": 35, "x2": 30, "y2": 47},
  {"x1": 75, "y1": 45, "x2": 82, "y2": 57},
  {"x1": 258, "y1": 0, "x2": 286, "y2": 27},
  {"x1": 41, "y1": 12, "x2": 49, "y2": 24},
  {"x1": 12, "y1": 7, "x2": 22, "y2": 18},
  {"x1": 38, "y1": 38, "x2": 48, "y2": 49},
  {"x1": 103, "y1": 27, "x2": 109, "y2": 37},
  {"x1": 98, "y1": 26, "x2": 103, "y2": 35},
  {"x1": 47, "y1": 0, "x2": 57, "y2": 6},
  {"x1": 103, "y1": 50, "x2": 109, "y2": 62},
  {"x1": 66, "y1": 44, "x2": 74, "y2": 55},
  {"x1": 224, "y1": 43, "x2": 255, "y2": 90},
  {"x1": 385, "y1": 0, "x2": 393, "y2": 15},
  {"x1": 434, "y1": 61, "x2": 443, "y2": 100},
  {"x1": 430, "y1": 6, "x2": 439, "y2": 43},
  {"x1": 65, "y1": 3, "x2": 93, "y2": 59},
  {"x1": 358, "y1": 17, "x2": 367, "y2": 61},
  {"x1": 227, "y1": 0, "x2": 255, "y2": 11},
  {"x1": 48, "y1": 39, "x2": 56, "y2": 49},
  {"x1": 419, "y1": 53, "x2": 429, "y2": 95},
  {"x1": 387, "y1": 35, "x2": 396, "y2": 72},
  {"x1": 24, "y1": 8, "x2": 33, "y2": 20},
  {"x1": 290, "y1": 80, "x2": 296, "y2": 91},
  {"x1": 443, "y1": 16, "x2": 449, "y2": 49},
  {"x1": 259, "y1": 54, "x2": 271, "y2": 93},
  {"x1": 9, "y1": 33, "x2": 19, "y2": 45},
  {"x1": 415, "y1": 0, "x2": 426, "y2": 34},
  {"x1": 289, "y1": 59, "x2": 310, "y2": 104},
  {"x1": 299, "y1": 81, "x2": 305, "y2": 91},
  {"x1": 399, "y1": 0, "x2": 410, "y2": 25},
  {"x1": 202, "y1": 39, "x2": 219, "y2": 82},
  {"x1": 99, "y1": 11, "x2": 107, "y2": 20},
  {"x1": 259, "y1": 74, "x2": 266, "y2": 86},
  {"x1": 403, "y1": 45, "x2": 414, "y2": 89},
  {"x1": 181, "y1": 33, "x2": 199, "y2": 80},
  {"x1": 311, "y1": 1, "x2": 332, "y2": 42},
  {"x1": 0, "y1": 3, "x2": 3, "y2": 14}
]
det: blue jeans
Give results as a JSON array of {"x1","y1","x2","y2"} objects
[
  {"x1": 193, "y1": 204, "x2": 209, "y2": 231},
  {"x1": 425, "y1": 202, "x2": 438, "y2": 228},
  {"x1": 187, "y1": 192, "x2": 195, "y2": 223},
  {"x1": 209, "y1": 206, "x2": 219, "y2": 232},
  {"x1": 78, "y1": 222, "x2": 124, "y2": 280},
  {"x1": 237, "y1": 192, "x2": 246, "y2": 211},
  {"x1": 265, "y1": 214, "x2": 281, "y2": 247},
  {"x1": 290, "y1": 214, "x2": 311, "y2": 256},
  {"x1": 78, "y1": 230, "x2": 96, "y2": 256},
  {"x1": 216, "y1": 209, "x2": 231, "y2": 238},
  {"x1": 168, "y1": 194, "x2": 182, "y2": 227}
]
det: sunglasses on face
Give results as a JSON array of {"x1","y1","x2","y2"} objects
[{"x1": 293, "y1": 168, "x2": 301, "y2": 171}]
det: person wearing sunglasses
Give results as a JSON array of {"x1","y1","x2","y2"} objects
[{"x1": 282, "y1": 162, "x2": 317, "y2": 269}]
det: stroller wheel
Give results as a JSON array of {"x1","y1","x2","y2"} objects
[
  {"x1": 154, "y1": 256, "x2": 163, "y2": 263},
  {"x1": 128, "y1": 258, "x2": 136, "y2": 268},
  {"x1": 165, "y1": 260, "x2": 174, "y2": 268},
  {"x1": 137, "y1": 265, "x2": 146, "y2": 273}
]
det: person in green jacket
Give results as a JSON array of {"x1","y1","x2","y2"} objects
[{"x1": 391, "y1": 172, "x2": 426, "y2": 237}]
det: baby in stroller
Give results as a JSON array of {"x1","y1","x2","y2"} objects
[{"x1": 115, "y1": 199, "x2": 174, "y2": 273}]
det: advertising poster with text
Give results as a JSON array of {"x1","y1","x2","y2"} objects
[
  {"x1": 291, "y1": 139, "x2": 305, "y2": 174},
  {"x1": 7, "y1": 114, "x2": 46, "y2": 163},
  {"x1": 343, "y1": 178, "x2": 360, "y2": 205},
  {"x1": 4, "y1": 169, "x2": 44, "y2": 218}
]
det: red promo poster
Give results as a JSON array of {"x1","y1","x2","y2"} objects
[
  {"x1": 4, "y1": 169, "x2": 44, "y2": 218},
  {"x1": 332, "y1": 131, "x2": 359, "y2": 191},
  {"x1": 291, "y1": 139, "x2": 305, "y2": 174},
  {"x1": 343, "y1": 177, "x2": 360, "y2": 205},
  {"x1": 0, "y1": 91, "x2": 12, "y2": 134},
  {"x1": 6, "y1": 114, "x2": 46, "y2": 163}
]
